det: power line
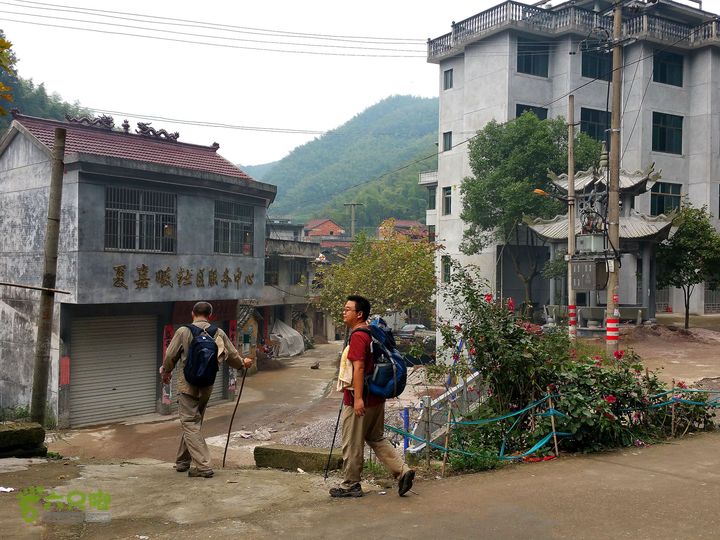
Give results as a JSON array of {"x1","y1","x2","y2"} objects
[
  {"x1": 1, "y1": 17, "x2": 427, "y2": 57},
  {"x1": 0, "y1": 8, "x2": 427, "y2": 53},
  {"x1": 8, "y1": 0, "x2": 427, "y2": 43},
  {"x1": 85, "y1": 108, "x2": 326, "y2": 135}
]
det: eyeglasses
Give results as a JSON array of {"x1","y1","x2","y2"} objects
[{"x1": 342, "y1": 307, "x2": 357, "y2": 312}]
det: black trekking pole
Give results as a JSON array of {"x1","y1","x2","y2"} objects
[
  {"x1": 222, "y1": 365, "x2": 248, "y2": 469},
  {"x1": 324, "y1": 329, "x2": 350, "y2": 481},
  {"x1": 324, "y1": 397, "x2": 344, "y2": 481}
]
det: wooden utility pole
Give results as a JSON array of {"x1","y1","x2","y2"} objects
[
  {"x1": 567, "y1": 95, "x2": 577, "y2": 342},
  {"x1": 605, "y1": 1, "x2": 623, "y2": 354},
  {"x1": 30, "y1": 127, "x2": 66, "y2": 425},
  {"x1": 344, "y1": 202, "x2": 363, "y2": 238}
]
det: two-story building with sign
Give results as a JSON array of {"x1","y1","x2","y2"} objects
[{"x1": 0, "y1": 112, "x2": 276, "y2": 427}]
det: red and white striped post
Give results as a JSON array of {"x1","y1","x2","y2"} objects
[
  {"x1": 606, "y1": 317, "x2": 620, "y2": 346},
  {"x1": 568, "y1": 304, "x2": 577, "y2": 339}
]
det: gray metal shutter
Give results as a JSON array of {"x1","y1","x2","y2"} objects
[{"x1": 70, "y1": 316, "x2": 157, "y2": 427}]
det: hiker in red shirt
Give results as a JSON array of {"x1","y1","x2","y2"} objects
[{"x1": 329, "y1": 295, "x2": 415, "y2": 498}]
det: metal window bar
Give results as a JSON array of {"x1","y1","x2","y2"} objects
[
  {"x1": 105, "y1": 186, "x2": 176, "y2": 253},
  {"x1": 214, "y1": 201, "x2": 254, "y2": 255},
  {"x1": 704, "y1": 286, "x2": 720, "y2": 314}
]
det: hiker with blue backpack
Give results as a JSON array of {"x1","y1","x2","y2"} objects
[
  {"x1": 329, "y1": 295, "x2": 415, "y2": 498},
  {"x1": 161, "y1": 301, "x2": 253, "y2": 478}
]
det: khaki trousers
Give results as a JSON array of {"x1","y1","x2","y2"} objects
[
  {"x1": 176, "y1": 392, "x2": 212, "y2": 472},
  {"x1": 340, "y1": 402, "x2": 408, "y2": 486}
]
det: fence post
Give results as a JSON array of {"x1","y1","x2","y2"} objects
[
  {"x1": 422, "y1": 395, "x2": 432, "y2": 468},
  {"x1": 402, "y1": 407, "x2": 409, "y2": 454}
]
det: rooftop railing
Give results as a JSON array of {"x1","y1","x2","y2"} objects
[{"x1": 428, "y1": 1, "x2": 719, "y2": 61}]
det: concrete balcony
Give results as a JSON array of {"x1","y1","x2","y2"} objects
[
  {"x1": 428, "y1": 1, "x2": 720, "y2": 62},
  {"x1": 419, "y1": 170, "x2": 438, "y2": 186}
]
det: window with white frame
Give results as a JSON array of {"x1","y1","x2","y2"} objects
[
  {"x1": 443, "y1": 131, "x2": 453, "y2": 151},
  {"x1": 214, "y1": 201, "x2": 254, "y2": 255},
  {"x1": 105, "y1": 186, "x2": 176, "y2": 253},
  {"x1": 441, "y1": 255, "x2": 451, "y2": 283},
  {"x1": 442, "y1": 186, "x2": 452, "y2": 215},
  {"x1": 443, "y1": 68, "x2": 453, "y2": 90},
  {"x1": 650, "y1": 182, "x2": 681, "y2": 216},
  {"x1": 427, "y1": 186, "x2": 437, "y2": 210}
]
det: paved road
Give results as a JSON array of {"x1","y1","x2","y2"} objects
[{"x1": 2, "y1": 339, "x2": 719, "y2": 539}]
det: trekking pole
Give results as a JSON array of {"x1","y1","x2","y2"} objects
[
  {"x1": 222, "y1": 366, "x2": 248, "y2": 469},
  {"x1": 324, "y1": 397, "x2": 344, "y2": 481},
  {"x1": 324, "y1": 328, "x2": 351, "y2": 481}
]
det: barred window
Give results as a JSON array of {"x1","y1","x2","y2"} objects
[
  {"x1": 214, "y1": 201, "x2": 254, "y2": 255},
  {"x1": 105, "y1": 186, "x2": 176, "y2": 253},
  {"x1": 265, "y1": 256, "x2": 279, "y2": 286},
  {"x1": 652, "y1": 112, "x2": 683, "y2": 155},
  {"x1": 650, "y1": 182, "x2": 681, "y2": 216}
]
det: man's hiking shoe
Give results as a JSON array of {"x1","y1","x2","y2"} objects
[
  {"x1": 174, "y1": 462, "x2": 190, "y2": 473},
  {"x1": 398, "y1": 470, "x2": 415, "y2": 496},
  {"x1": 329, "y1": 483, "x2": 363, "y2": 498},
  {"x1": 188, "y1": 468, "x2": 214, "y2": 478}
]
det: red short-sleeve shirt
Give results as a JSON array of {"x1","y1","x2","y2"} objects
[{"x1": 343, "y1": 327, "x2": 385, "y2": 408}]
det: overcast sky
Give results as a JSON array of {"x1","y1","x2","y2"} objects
[{"x1": 2, "y1": 0, "x2": 718, "y2": 166}]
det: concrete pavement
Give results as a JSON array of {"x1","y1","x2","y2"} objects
[{"x1": 2, "y1": 338, "x2": 719, "y2": 539}]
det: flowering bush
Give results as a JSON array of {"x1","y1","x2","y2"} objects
[{"x1": 436, "y1": 263, "x2": 716, "y2": 467}]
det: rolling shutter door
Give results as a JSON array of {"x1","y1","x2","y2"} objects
[{"x1": 70, "y1": 316, "x2": 157, "y2": 427}]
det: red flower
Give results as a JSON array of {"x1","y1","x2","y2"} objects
[
  {"x1": 677, "y1": 380, "x2": 687, "y2": 389},
  {"x1": 507, "y1": 297, "x2": 515, "y2": 312},
  {"x1": 484, "y1": 293, "x2": 493, "y2": 303},
  {"x1": 469, "y1": 348, "x2": 477, "y2": 355},
  {"x1": 594, "y1": 355, "x2": 602, "y2": 361},
  {"x1": 454, "y1": 324, "x2": 462, "y2": 332},
  {"x1": 613, "y1": 350, "x2": 625, "y2": 360},
  {"x1": 604, "y1": 395, "x2": 617, "y2": 404},
  {"x1": 594, "y1": 360, "x2": 603, "y2": 367}
]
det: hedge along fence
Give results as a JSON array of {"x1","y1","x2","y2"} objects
[{"x1": 384, "y1": 385, "x2": 719, "y2": 468}]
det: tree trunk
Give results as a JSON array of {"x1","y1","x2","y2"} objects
[{"x1": 683, "y1": 285, "x2": 691, "y2": 330}]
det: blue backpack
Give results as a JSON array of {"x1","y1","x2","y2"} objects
[
  {"x1": 353, "y1": 320, "x2": 407, "y2": 399},
  {"x1": 183, "y1": 324, "x2": 219, "y2": 387}
]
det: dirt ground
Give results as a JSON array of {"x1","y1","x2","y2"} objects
[{"x1": 619, "y1": 314, "x2": 720, "y2": 388}]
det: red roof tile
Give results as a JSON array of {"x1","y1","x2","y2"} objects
[{"x1": 13, "y1": 114, "x2": 254, "y2": 180}]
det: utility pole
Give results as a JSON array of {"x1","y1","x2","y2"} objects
[
  {"x1": 30, "y1": 127, "x2": 66, "y2": 425},
  {"x1": 605, "y1": 0, "x2": 623, "y2": 354},
  {"x1": 344, "y1": 202, "x2": 363, "y2": 238},
  {"x1": 567, "y1": 95, "x2": 577, "y2": 342}
]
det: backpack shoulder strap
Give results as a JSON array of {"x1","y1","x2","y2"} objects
[
  {"x1": 206, "y1": 325, "x2": 219, "y2": 338},
  {"x1": 185, "y1": 324, "x2": 201, "y2": 337}
]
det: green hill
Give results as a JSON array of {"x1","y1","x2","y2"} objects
[
  {"x1": 262, "y1": 95, "x2": 438, "y2": 228},
  {"x1": 240, "y1": 161, "x2": 278, "y2": 181},
  {"x1": 0, "y1": 30, "x2": 88, "y2": 132}
]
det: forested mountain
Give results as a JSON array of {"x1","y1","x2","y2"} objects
[
  {"x1": 260, "y1": 95, "x2": 438, "y2": 228},
  {"x1": 240, "y1": 161, "x2": 278, "y2": 181},
  {"x1": 0, "y1": 30, "x2": 88, "y2": 133}
]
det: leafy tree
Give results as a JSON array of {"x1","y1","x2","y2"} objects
[
  {"x1": 460, "y1": 112, "x2": 601, "y2": 310},
  {"x1": 657, "y1": 204, "x2": 720, "y2": 329},
  {"x1": 0, "y1": 32, "x2": 15, "y2": 117},
  {"x1": 313, "y1": 220, "x2": 436, "y2": 324}
]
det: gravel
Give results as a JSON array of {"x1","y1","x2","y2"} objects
[{"x1": 279, "y1": 418, "x2": 339, "y2": 448}]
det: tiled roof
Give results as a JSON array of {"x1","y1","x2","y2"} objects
[
  {"x1": 12, "y1": 113, "x2": 254, "y2": 180},
  {"x1": 528, "y1": 211, "x2": 673, "y2": 241},
  {"x1": 305, "y1": 218, "x2": 337, "y2": 229}
]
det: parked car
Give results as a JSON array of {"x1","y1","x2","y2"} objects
[{"x1": 396, "y1": 324, "x2": 433, "y2": 340}]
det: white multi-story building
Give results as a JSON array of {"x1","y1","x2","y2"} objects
[{"x1": 424, "y1": 0, "x2": 720, "y2": 316}]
